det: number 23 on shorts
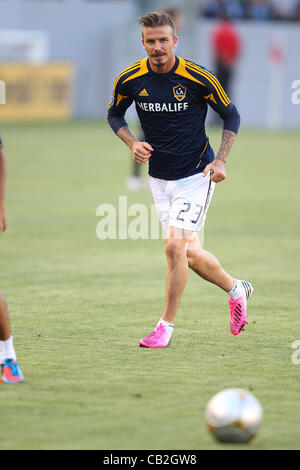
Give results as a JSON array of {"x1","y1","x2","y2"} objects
[{"x1": 176, "y1": 202, "x2": 203, "y2": 225}]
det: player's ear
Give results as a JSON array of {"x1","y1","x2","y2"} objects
[{"x1": 173, "y1": 35, "x2": 178, "y2": 48}]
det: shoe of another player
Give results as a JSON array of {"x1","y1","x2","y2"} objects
[
  {"x1": 1, "y1": 358, "x2": 24, "y2": 384},
  {"x1": 139, "y1": 323, "x2": 172, "y2": 348},
  {"x1": 229, "y1": 281, "x2": 254, "y2": 336}
]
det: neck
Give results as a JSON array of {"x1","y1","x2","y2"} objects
[{"x1": 149, "y1": 55, "x2": 176, "y2": 74}]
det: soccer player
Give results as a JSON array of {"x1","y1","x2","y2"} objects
[
  {"x1": 0, "y1": 136, "x2": 24, "y2": 382},
  {"x1": 107, "y1": 11, "x2": 253, "y2": 348},
  {"x1": 126, "y1": 6, "x2": 184, "y2": 191}
]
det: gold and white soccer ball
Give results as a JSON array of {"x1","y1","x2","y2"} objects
[{"x1": 205, "y1": 388, "x2": 263, "y2": 444}]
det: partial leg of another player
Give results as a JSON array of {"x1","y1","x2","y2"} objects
[
  {"x1": 126, "y1": 160, "x2": 146, "y2": 190},
  {"x1": 0, "y1": 292, "x2": 24, "y2": 383},
  {"x1": 186, "y1": 234, "x2": 253, "y2": 335}
]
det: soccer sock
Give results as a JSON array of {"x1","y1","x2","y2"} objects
[
  {"x1": 158, "y1": 319, "x2": 174, "y2": 338},
  {"x1": 228, "y1": 279, "x2": 245, "y2": 300},
  {"x1": 3, "y1": 335, "x2": 17, "y2": 361}
]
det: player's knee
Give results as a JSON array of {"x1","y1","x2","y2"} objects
[{"x1": 165, "y1": 238, "x2": 186, "y2": 259}]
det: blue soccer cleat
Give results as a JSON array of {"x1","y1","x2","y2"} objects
[{"x1": 1, "y1": 358, "x2": 24, "y2": 384}]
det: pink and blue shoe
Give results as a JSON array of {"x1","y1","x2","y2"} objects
[
  {"x1": 229, "y1": 280, "x2": 254, "y2": 335},
  {"x1": 1, "y1": 358, "x2": 24, "y2": 384},
  {"x1": 139, "y1": 322, "x2": 172, "y2": 348}
]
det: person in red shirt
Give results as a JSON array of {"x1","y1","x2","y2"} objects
[{"x1": 211, "y1": 13, "x2": 241, "y2": 98}]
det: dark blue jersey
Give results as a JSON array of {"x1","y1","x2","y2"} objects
[{"x1": 107, "y1": 56, "x2": 240, "y2": 180}]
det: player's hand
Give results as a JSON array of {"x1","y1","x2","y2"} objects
[
  {"x1": 203, "y1": 159, "x2": 226, "y2": 183},
  {"x1": 131, "y1": 141, "x2": 153, "y2": 165},
  {"x1": 0, "y1": 203, "x2": 7, "y2": 232}
]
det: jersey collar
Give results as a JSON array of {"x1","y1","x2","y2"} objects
[{"x1": 146, "y1": 56, "x2": 179, "y2": 76}]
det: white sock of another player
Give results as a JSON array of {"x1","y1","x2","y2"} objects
[
  {"x1": 158, "y1": 319, "x2": 174, "y2": 339},
  {"x1": 228, "y1": 279, "x2": 245, "y2": 300},
  {"x1": 3, "y1": 335, "x2": 17, "y2": 362}
]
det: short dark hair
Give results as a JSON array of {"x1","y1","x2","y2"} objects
[{"x1": 139, "y1": 10, "x2": 176, "y2": 37}]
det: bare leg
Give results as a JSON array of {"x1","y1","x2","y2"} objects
[
  {"x1": 0, "y1": 292, "x2": 10, "y2": 341},
  {"x1": 186, "y1": 234, "x2": 234, "y2": 292},
  {"x1": 162, "y1": 227, "x2": 192, "y2": 324},
  {"x1": 162, "y1": 228, "x2": 235, "y2": 325}
]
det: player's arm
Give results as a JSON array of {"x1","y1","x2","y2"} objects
[
  {"x1": 0, "y1": 139, "x2": 7, "y2": 232},
  {"x1": 116, "y1": 127, "x2": 153, "y2": 165},
  {"x1": 200, "y1": 72, "x2": 240, "y2": 182},
  {"x1": 203, "y1": 129, "x2": 237, "y2": 183},
  {"x1": 107, "y1": 77, "x2": 153, "y2": 164}
]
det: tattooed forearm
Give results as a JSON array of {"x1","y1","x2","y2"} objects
[
  {"x1": 215, "y1": 130, "x2": 237, "y2": 164},
  {"x1": 117, "y1": 126, "x2": 137, "y2": 150}
]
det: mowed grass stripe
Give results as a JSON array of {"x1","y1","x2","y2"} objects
[{"x1": 0, "y1": 121, "x2": 299, "y2": 449}]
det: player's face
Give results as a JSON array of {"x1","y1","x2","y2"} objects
[{"x1": 142, "y1": 25, "x2": 178, "y2": 73}]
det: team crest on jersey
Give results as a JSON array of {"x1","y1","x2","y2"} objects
[{"x1": 173, "y1": 84, "x2": 187, "y2": 102}]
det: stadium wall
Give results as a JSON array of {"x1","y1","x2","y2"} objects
[
  {"x1": 197, "y1": 21, "x2": 300, "y2": 130},
  {"x1": 0, "y1": 1, "x2": 298, "y2": 129},
  {"x1": 0, "y1": 0, "x2": 134, "y2": 119}
]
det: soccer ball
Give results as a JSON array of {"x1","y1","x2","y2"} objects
[{"x1": 205, "y1": 388, "x2": 263, "y2": 444}]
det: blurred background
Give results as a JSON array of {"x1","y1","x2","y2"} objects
[{"x1": 0, "y1": 0, "x2": 299, "y2": 129}]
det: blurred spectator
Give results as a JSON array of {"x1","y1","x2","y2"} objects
[
  {"x1": 203, "y1": 0, "x2": 245, "y2": 19},
  {"x1": 249, "y1": 0, "x2": 271, "y2": 20},
  {"x1": 270, "y1": 0, "x2": 299, "y2": 20},
  {"x1": 223, "y1": 0, "x2": 245, "y2": 18},
  {"x1": 211, "y1": 13, "x2": 242, "y2": 98},
  {"x1": 202, "y1": 0, "x2": 219, "y2": 18},
  {"x1": 201, "y1": 0, "x2": 300, "y2": 20}
]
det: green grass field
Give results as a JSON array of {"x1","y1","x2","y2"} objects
[{"x1": 0, "y1": 120, "x2": 299, "y2": 450}]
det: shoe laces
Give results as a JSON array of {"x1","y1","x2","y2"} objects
[{"x1": 148, "y1": 323, "x2": 165, "y2": 339}]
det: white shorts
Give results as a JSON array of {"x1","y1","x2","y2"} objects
[{"x1": 149, "y1": 172, "x2": 215, "y2": 233}]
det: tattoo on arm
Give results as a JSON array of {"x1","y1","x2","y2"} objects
[
  {"x1": 117, "y1": 126, "x2": 137, "y2": 150},
  {"x1": 215, "y1": 130, "x2": 237, "y2": 164}
]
